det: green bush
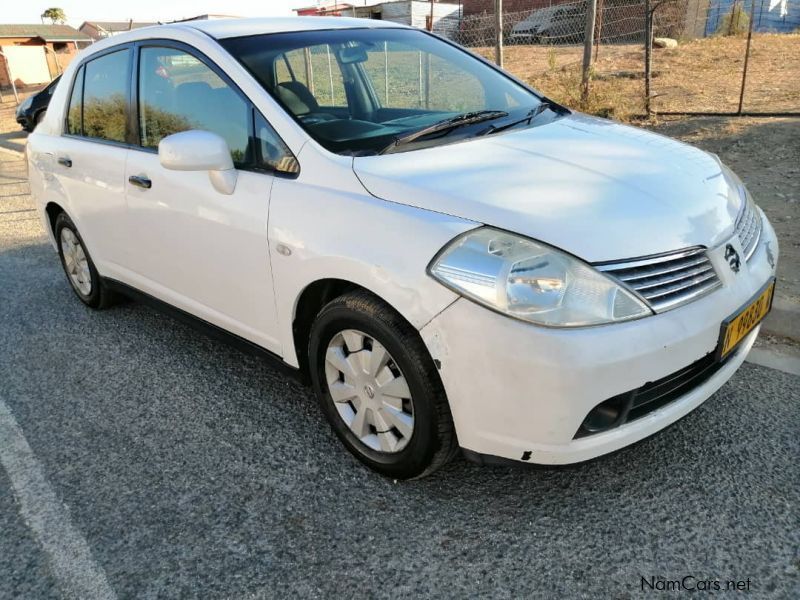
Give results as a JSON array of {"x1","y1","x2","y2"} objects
[{"x1": 716, "y1": 2, "x2": 751, "y2": 37}]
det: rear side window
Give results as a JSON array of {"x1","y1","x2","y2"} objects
[
  {"x1": 66, "y1": 66, "x2": 84, "y2": 135},
  {"x1": 82, "y1": 49, "x2": 130, "y2": 143},
  {"x1": 138, "y1": 46, "x2": 251, "y2": 164}
]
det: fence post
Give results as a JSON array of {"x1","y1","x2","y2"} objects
[
  {"x1": 594, "y1": 0, "x2": 605, "y2": 62},
  {"x1": 495, "y1": 0, "x2": 503, "y2": 67},
  {"x1": 644, "y1": 0, "x2": 653, "y2": 116},
  {"x1": 737, "y1": 0, "x2": 757, "y2": 115},
  {"x1": 581, "y1": 0, "x2": 598, "y2": 104}
]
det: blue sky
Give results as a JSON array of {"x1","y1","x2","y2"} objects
[{"x1": 2, "y1": 1, "x2": 316, "y2": 26}]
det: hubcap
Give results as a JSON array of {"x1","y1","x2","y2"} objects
[
  {"x1": 60, "y1": 228, "x2": 92, "y2": 296},
  {"x1": 325, "y1": 329, "x2": 414, "y2": 453}
]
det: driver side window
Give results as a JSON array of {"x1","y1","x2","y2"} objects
[{"x1": 138, "y1": 46, "x2": 252, "y2": 165}]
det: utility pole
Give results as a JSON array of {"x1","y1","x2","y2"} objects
[
  {"x1": 495, "y1": 0, "x2": 503, "y2": 67},
  {"x1": 581, "y1": 0, "x2": 598, "y2": 103}
]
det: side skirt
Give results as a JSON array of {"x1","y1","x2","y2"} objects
[{"x1": 103, "y1": 278, "x2": 305, "y2": 383}]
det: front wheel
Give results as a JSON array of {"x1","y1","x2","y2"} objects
[{"x1": 309, "y1": 291, "x2": 458, "y2": 479}]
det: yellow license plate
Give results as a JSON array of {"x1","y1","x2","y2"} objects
[{"x1": 719, "y1": 279, "x2": 775, "y2": 359}]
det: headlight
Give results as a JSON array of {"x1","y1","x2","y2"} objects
[{"x1": 429, "y1": 228, "x2": 652, "y2": 327}]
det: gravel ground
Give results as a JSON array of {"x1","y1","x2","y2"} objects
[
  {"x1": 1, "y1": 103, "x2": 798, "y2": 597},
  {"x1": 648, "y1": 117, "x2": 800, "y2": 305}
]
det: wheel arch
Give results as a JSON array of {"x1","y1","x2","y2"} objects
[
  {"x1": 45, "y1": 201, "x2": 65, "y2": 238},
  {"x1": 292, "y1": 278, "x2": 403, "y2": 377}
]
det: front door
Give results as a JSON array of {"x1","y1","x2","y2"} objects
[{"x1": 122, "y1": 43, "x2": 282, "y2": 354}]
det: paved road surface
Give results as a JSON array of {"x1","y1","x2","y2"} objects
[{"x1": 1, "y1": 121, "x2": 798, "y2": 598}]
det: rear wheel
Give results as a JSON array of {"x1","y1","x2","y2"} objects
[
  {"x1": 55, "y1": 212, "x2": 116, "y2": 309},
  {"x1": 309, "y1": 290, "x2": 458, "y2": 479}
]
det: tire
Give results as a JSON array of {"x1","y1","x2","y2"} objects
[
  {"x1": 309, "y1": 290, "x2": 458, "y2": 479},
  {"x1": 54, "y1": 212, "x2": 116, "y2": 309}
]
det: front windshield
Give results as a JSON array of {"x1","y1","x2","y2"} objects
[{"x1": 221, "y1": 27, "x2": 549, "y2": 155}]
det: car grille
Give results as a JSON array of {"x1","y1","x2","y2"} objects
[
  {"x1": 734, "y1": 198, "x2": 762, "y2": 261},
  {"x1": 596, "y1": 247, "x2": 721, "y2": 313},
  {"x1": 574, "y1": 348, "x2": 738, "y2": 439}
]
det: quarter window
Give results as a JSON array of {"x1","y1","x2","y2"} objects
[
  {"x1": 254, "y1": 112, "x2": 299, "y2": 174},
  {"x1": 138, "y1": 47, "x2": 251, "y2": 164},
  {"x1": 82, "y1": 50, "x2": 130, "y2": 143},
  {"x1": 66, "y1": 66, "x2": 84, "y2": 135}
]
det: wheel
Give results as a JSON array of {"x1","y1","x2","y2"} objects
[
  {"x1": 55, "y1": 212, "x2": 116, "y2": 309},
  {"x1": 309, "y1": 290, "x2": 458, "y2": 479}
]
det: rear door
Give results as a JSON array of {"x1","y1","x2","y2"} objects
[
  {"x1": 52, "y1": 47, "x2": 132, "y2": 277},
  {"x1": 122, "y1": 41, "x2": 291, "y2": 354}
]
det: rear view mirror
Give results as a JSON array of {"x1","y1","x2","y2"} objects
[
  {"x1": 338, "y1": 45, "x2": 368, "y2": 64},
  {"x1": 158, "y1": 130, "x2": 237, "y2": 195}
]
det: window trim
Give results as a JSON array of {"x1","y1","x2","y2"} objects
[
  {"x1": 131, "y1": 39, "x2": 298, "y2": 177},
  {"x1": 61, "y1": 44, "x2": 134, "y2": 149}
]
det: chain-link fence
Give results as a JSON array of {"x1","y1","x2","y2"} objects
[{"x1": 432, "y1": 0, "x2": 800, "y2": 118}]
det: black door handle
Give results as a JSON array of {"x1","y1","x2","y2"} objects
[
  {"x1": 57, "y1": 157, "x2": 72, "y2": 168},
  {"x1": 128, "y1": 175, "x2": 152, "y2": 190}
]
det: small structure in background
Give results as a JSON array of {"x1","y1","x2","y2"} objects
[
  {"x1": 169, "y1": 14, "x2": 242, "y2": 23},
  {"x1": 295, "y1": 2, "x2": 356, "y2": 16},
  {"x1": 0, "y1": 24, "x2": 91, "y2": 88},
  {"x1": 78, "y1": 21, "x2": 159, "y2": 40},
  {"x1": 295, "y1": 1, "x2": 463, "y2": 34}
]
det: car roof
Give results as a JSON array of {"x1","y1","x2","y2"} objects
[{"x1": 177, "y1": 17, "x2": 407, "y2": 40}]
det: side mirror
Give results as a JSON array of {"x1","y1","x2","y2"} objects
[{"x1": 158, "y1": 130, "x2": 237, "y2": 195}]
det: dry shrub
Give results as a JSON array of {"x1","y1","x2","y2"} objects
[{"x1": 528, "y1": 64, "x2": 644, "y2": 121}]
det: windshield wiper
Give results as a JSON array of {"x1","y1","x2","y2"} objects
[
  {"x1": 481, "y1": 102, "x2": 554, "y2": 136},
  {"x1": 380, "y1": 110, "x2": 509, "y2": 154}
]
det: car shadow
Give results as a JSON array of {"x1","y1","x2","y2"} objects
[{"x1": 0, "y1": 129, "x2": 27, "y2": 154}]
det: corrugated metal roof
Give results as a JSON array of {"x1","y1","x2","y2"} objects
[{"x1": 0, "y1": 24, "x2": 91, "y2": 41}]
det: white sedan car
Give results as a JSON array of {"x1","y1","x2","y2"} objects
[{"x1": 27, "y1": 17, "x2": 778, "y2": 478}]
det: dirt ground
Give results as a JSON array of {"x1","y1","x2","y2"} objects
[
  {"x1": 646, "y1": 116, "x2": 800, "y2": 303},
  {"x1": 474, "y1": 33, "x2": 800, "y2": 118}
]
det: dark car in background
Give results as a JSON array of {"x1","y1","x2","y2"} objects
[
  {"x1": 508, "y1": 4, "x2": 586, "y2": 45},
  {"x1": 15, "y1": 76, "x2": 61, "y2": 132}
]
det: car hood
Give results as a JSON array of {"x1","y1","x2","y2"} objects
[{"x1": 352, "y1": 114, "x2": 742, "y2": 262}]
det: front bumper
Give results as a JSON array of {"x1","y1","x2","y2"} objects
[{"x1": 420, "y1": 212, "x2": 779, "y2": 465}]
